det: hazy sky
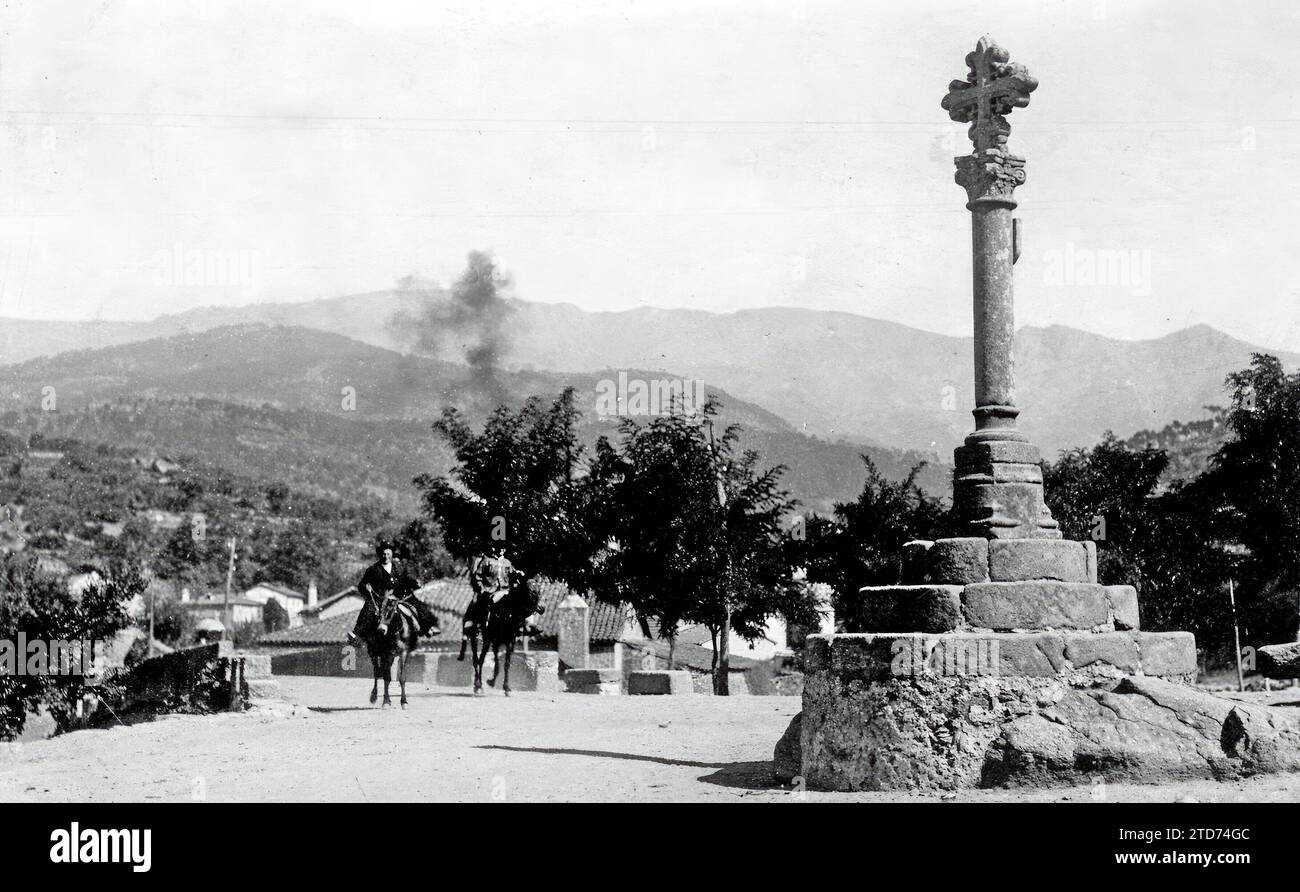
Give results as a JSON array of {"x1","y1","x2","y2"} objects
[{"x1": 2, "y1": 0, "x2": 1298, "y2": 352}]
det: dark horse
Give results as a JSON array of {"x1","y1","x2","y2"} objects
[
  {"x1": 362, "y1": 592, "x2": 419, "y2": 708},
  {"x1": 465, "y1": 571, "x2": 544, "y2": 696}
]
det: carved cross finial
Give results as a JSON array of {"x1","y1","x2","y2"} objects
[
  {"x1": 942, "y1": 36, "x2": 1038, "y2": 153},
  {"x1": 942, "y1": 37, "x2": 1038, "y2": 205}
]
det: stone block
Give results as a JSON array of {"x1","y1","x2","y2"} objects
[
  {"x1": 854, "y1": 585, "x2": 963, "y2": 633},
  {"x1": 627, "y1": 670, "x2": 693, "y2": 695},
  {"x1": 524, "y1": 650, "x2": 562, "y2": 693},
  {"x1": 989, "y1": 463, "x2": 1044, "y2": 484},
  {"x1": 987, "y1": 539, "x2": 1088, "y2": 583},
  {"x1": 962, "y1": 581, "x2": 1110, "y2": 630},
  {"x1": 1258, "y1": 642, "x2": 1300, "y2": 679},
  {"x1": 807, "y1": 631, "x2": 1195, "y2": 681},
  {"x1": 1136, "y1": 632, "x2": 1198, "y2": 677},
  {"x1": 900, "y1": 540, "x2": 934, "y2": 583},
  {"x1": 928, "y1": 538, "x2": 989, "y2": 585},
  {"x1": 1104, "y1": 585, "x2": 1140, "y2": 631},
  {"x1": 955, "y1": 440, "x2": 1042, "y2": 468},
  {"x1": 951, "y1": 481, "x2": 1061, "y2": 540},
  {"x1": 993, "y1": 633, "x2": 1068, "y2": 677},
  {"x1": 1083, "y1": 541, "x2": 1098, "y2": 583},
  {"x1": 563, "y1": 667, "x2": 622, "y2": 694},
  {"x1": 1063, "y1": 631, "x2": 1140, "y2": 672}
]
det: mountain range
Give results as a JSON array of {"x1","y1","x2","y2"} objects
[
  {"x1": 4, "y1": 290, "x2": 1290, "y2": 460},
  {"x1": 0, "y1": 325, "x2": 942, "y2": 514}
]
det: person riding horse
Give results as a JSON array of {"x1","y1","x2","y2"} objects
[
  {"x1": 347, "y1": 542, "x2": 440, "y2": 646},
  {"x1": 459, "y1": 544, "x2": 542, "y2": 661}
]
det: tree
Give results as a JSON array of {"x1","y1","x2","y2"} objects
[
  {"x1": 0, "y1": 554, "x2": 144, "y2": 739},
  {"x1": 588, "y1": 401, "x2": 817, "y2": 693},
  {"x1": 1192, "y1": 354, "x2": 1300, "y2": 645},
  {"x1": 1043, "y1": 432, "x2": 1169, "y2": 588},
  {"x1": 383, "y1": 517, "x2": 456, "y2": 585},
  {"x1": 263, "y1": 597, "x2": 290, "y2": 633},
  {"x1": 414, "y1": 388, "x2": 605, "y2": 591},
  {"x1": 794, "y1": 457, "x2": 948, "y2": 624}
]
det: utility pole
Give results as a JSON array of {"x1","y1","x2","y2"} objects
[
  {"x1": 707, "y1": 419, "x2": 730, "y2": 696},
  {"x1": 1229, "y1": 578, "x2": 1245, "y2": 692},
  {"x1": 224, "y1": 537, "x2": 237, "y2": 637}
]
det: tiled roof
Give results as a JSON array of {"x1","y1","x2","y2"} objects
[
  {"x1": 257, "y1": 610, "x2": 360, "y2": 646},
  {"x1": 258, "y1": 576, "x2": 630, "y2": 646},
  {"x1": 417, "y1": 577, "x2": 630, "y2": 642}
]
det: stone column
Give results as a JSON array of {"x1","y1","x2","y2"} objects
[{"x1": 942, "y1": 37, "x2": 1058, "y2": 539}]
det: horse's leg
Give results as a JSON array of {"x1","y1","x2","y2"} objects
[
  {"x1": 502, "y1": 638, "x2": 515, "y2": 697},
  {"x1": 369, "y1": 650, "x2": 379, "y2": 705},
  {"x1": 398, "y1": 648, "x2": 408, "y2": 709},
  {"x1": 471, "y1": 629, "x2": 484, "y2": 694},
  {"x1": 381, "y1": 653, "x2": 393, "y2": 707},
  {"x1": 487, "y1": 639, "x2": 501, "y2": 688}
]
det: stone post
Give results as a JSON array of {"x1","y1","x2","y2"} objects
[{"x1": 556, "y1": 593, "x2": 590, "y2": 670}]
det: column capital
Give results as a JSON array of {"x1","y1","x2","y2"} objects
[{"x1": 955, "y1": 147, "x2": 1026, "y2": 207}]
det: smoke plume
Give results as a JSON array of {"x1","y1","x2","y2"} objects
[{"x1": 393, "y1": 251, "x2": 514, "y2": 398}]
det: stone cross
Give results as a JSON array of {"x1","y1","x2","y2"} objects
[{"x1": 942, "y1": 37, "x2": 1058, "y2": 540}]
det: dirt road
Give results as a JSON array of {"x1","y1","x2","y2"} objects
[{"x1": 2, "y1": 677, "x2": 1299, "y2": 803}]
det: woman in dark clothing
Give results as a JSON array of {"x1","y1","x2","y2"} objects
[{"x1": 347, "y1": 542, "x2": 440, "y2": 644}]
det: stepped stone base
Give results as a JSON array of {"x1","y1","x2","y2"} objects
[
  {"x1": 785, "y1": 529, "x2": 1300, "y2": 792},
  {"x1": 787, "y1": 665, "x2": 1300, "y2": 791},
  {"x1": 854, "y1": 583, "x2": 1139, "y2": 633},
  {"x1": 807, "y1": 631, "x2": 1195, "y2": 683}
]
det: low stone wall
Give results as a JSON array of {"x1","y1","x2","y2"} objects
[
  {"x1": 564, "y1": 668, "x2": 622, "y2": 694},
  {"x1": 269, "y1": 645, "x2": 430, "y2": 682},
  {"x1": 627, "y1": 670, "x2": 692, "y2": 695},
  {"x1": 433, "y1": 650, "x2": 560, "y2": 692}
]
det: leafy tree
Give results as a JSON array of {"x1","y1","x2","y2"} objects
[
  {"x1": 588, "y1": 401, "x2": 817, "y2": 692},
  {"x1": 263, "y1": 597, "x2": 290, "y2": 633},
  {"x1": 149, "y1": 591, "x2": 196, "y2": 647},
  {"x1": 1192, "y1": 354, "x2": 1300, "y2": 645},
  {"x1": 794, "y1": 457, "x2": 948, "y2": 622},
  {"x1": 0, "y1": 554, "x2": 144, "y2": 740},
  {"x1": 1043, "y1": 433, "x2": 1169, "y2": 588},
  {"x1": 414, "y1": 388, "x2": 604, "y2": 590},
  {"x1": 383, "y1": 517, "x2": 456, "y2": 585}
]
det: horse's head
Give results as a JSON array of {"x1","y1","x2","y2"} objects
[
  {"x1": 375, "y1": 593, "x2": 400, "y2": 636},
  {"x1": 511, "y1": 570, "x2": 544, "y2": 618}
]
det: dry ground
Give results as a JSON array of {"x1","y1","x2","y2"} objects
[{"x1": 2, "y1": 677, "x2": 1299, "y2": 803}]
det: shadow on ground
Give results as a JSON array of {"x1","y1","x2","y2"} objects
[{"x1": 476, "y1": 745, "x2": 784, "y2": 791}]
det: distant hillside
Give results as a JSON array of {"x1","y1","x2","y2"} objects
[
  {"x1": 0, "y1": 430, "x2": 394, "y2": 597},
  {"x1": 1123, "y1": 408, "x2": 1232, "y2": 485},
  {"x1": 0, "y1": 325, "x2": 943, "y2": 514},
  {"x1": 4, "y1": 295, "x2": 1292, "y2": 458}
]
